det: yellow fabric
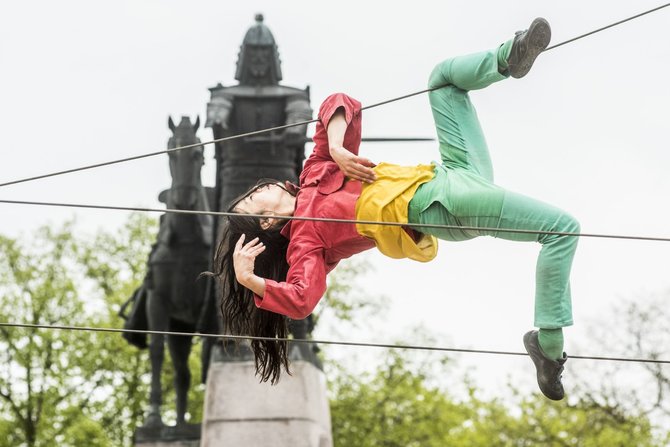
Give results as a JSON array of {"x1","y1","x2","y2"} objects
[{"x1": 355, "y1": 162, "x2": 438, "y2": 262}]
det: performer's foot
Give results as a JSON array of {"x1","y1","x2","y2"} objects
[
  {"x1": 523, "y1": 330, "x2": 566, "y2": 400},
  {"x1": 508, "y1": 18, "x2": 551, "y2": 78}
]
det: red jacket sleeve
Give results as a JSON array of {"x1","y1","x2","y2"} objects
[
  {"x1": 302, "y1": 93, "x2": 363, "y2": 188},
  {"x1": 307, "y1": 93, "x2": 362, "y2": 160},
  {"x1": 254, "y1": 221, "x2": 327, "y2": 320},
  {"x1": 318, "y1": 93, "x2": 357, "y2": 135}
]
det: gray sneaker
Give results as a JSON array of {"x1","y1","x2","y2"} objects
[
  {"x1": 508, "y1": 18, "x2": 552, "y2": 78},
  {"x1": 523, "y1": 330, "x2": 567, "y2": 400}
]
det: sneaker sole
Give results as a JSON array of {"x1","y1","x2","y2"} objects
[{"x1": 510, "y1": 18, "x2": 552, "y2": 79}]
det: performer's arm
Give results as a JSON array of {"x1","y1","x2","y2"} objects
[
  {"x1": 233, "y1": 224, "x2": 328, "y2": 320},
  {"x1": 256, "y1": 245, "x2": 327, "y2": 320},
  {"x1": 327, "y1": 108, "x2": 376, "y2": 183}
]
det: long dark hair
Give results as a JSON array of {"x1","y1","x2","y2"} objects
[{"x1": 210, "y1": 179, "x2": 293, "y2": 384}]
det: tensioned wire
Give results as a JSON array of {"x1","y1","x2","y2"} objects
[
  {"x1": 1, "y1": 2, "x2": 669, "y2": 189},
  {"x1": 3, "y1": 198, "x2": 670, "y2": 243},
  {"x1": 2, "y1": 6, "x2": 670, "y2": 369},
  {"x1": 0, "y1": 322, "x2": 668, "y2": 365}
]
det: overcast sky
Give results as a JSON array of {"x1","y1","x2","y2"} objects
[{"x1": 1, "y1": 0, "x2": 670, "y2": 402}]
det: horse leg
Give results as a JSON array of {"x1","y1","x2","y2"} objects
[
  {"x1": 167, "y1": 332, "x2": 193, "y2": 425},
  {"x1": 145, "y1": 288, "x2": 169, "y2": 427}
]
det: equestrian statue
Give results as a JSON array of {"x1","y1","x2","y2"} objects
[{"x1": 121, "y1": 116, "x2": 213, "y2": 436}]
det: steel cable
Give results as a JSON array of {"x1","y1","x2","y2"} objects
[
  {"x1": 0, "y1": 321, "x2": 667, "y2": 365},
  {"x1": 1, "y1": 2, "x2": 669, "y2": 189},
  {"x1": 2, "y1": 5, "x2": 670, "y2": 371},
  {"x1": 2, "y1": 198, "x2": 670, "y2": 242}
]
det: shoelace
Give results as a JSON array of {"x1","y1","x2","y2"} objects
[{"x1": 555, "y1": 365, "x2": 564, "y2": 384}]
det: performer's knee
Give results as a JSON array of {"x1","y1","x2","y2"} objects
[
  {"x1": 562, "y1": 213, "x2": 580, "y2": 236},
  {"x1": 555, "y1": 213, "x2": 580, "y2": 248},
  {"x1": 428, "y1": 59, "x2": 451, "y2": 89},
  {"x1": 539, "y1": 212, "x2": 580, "y2": 247}
]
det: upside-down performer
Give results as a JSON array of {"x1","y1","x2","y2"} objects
[{"x1": 212, "y1": 18, "x2": 579, "y2": 400}]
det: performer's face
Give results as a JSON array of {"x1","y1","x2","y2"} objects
[{"x1": 233, "y1": 183, "x2": 295, "y2": 229}]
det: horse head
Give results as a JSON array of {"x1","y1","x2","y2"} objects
[{"x1": 167, "y1": 116, "x2": 204, "y2": 210}]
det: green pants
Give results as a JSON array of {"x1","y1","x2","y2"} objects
[{"x1": 408, "y1": 43, "x2": 579, "y2": 329}]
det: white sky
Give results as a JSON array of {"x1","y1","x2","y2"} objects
[{"x1": 1, "y1": 0, "x2": 670, "y2": 404}]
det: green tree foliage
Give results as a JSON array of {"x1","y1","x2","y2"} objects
[
  {"x1": 330, "y1": 350, "x2": 471, "y2": 447},
  {"x1": 318, "y1": 258, "x2": 381, "y2": 325},
  {"x1": 330, "y1": 350, "x2": 666, "y2": 447},
  {"x1": 0, "y1": 214, "x2": 204, "y2": 447},
  {"x1": 567, "y1": 297, "x2": 670, "y2": 446},
  {"x1": 1, "y1": 215, "x2": 668, "y2": 446},
  {"x1": 0, "y1": 222, "x2": 117, "y2": 447}
]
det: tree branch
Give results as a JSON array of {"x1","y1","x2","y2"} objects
[
  {"x1": 34, "y1": 341, "x2": 54, "y2": 428},
  {"x1": 0, "y1": 387, "x2": 25, "y2": 422}
]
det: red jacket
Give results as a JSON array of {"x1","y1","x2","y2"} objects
[{"x1": 254, "y1": 93, "x2": 375, "y2": 319}]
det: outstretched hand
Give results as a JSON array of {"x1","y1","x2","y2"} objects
[
  {"x1": 330, "y1": 145, "x2": 377, "y2": 183},
  {"x1": 233, "y1": 234, "x2": 266, "y2": 289}
]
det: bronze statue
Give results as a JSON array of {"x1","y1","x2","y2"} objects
[
  {"x1": 201, "y1": 14, "x2": 319, "y2": 371},
  {"x1": 206, "y1": 14, "x2": 312, "y2": 206},
  {"x1": 122, "y1": 116, "x2": 212, "y2": 439}
]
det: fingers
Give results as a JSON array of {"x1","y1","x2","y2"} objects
[
  {"x1": 348, "y1": 157, "x2": 377, "y2": 183},
  {"x1": 248, "y1": 243, "x2": 266, "y2": 257},
  {"x1": 232, "y1": 235, "x2": 265, "y2": 285},
  {"x1": 359, "y1": 157, "x2": 376, "y2": 168},
  {"x1": 330, "y1": 146, "x2": 377, "y2": 183},
  {"x1": 235, "y1": 233, "x2": 246, "y2": 251},
  {"x1": 245, "y1": 237, "x2": 263, "y2": 252},
  {"x1": 349, "y1": 171, "x2": 375, "y2": 183},
  {"x1": 235, "y1": 236, "x2": 265, "y2": 256}
]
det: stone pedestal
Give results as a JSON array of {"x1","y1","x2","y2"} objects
[
  {"x1": 136, "y1": 440, "x2": 199, "y2": 447},
  {"x1": 201, "y1": 360, "x2": 332, "y2": 447},
  {"x1": 135, "y1": 423, "x2": 201, "y2": 447}
]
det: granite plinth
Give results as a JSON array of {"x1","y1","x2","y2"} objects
[
  {"x1": 201, "y1": 360, "x2": 332, "y2": 447},
  {"x1": 135, "y1": 423, "x2": 200, "y2": 446}
]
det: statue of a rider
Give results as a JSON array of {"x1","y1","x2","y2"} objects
[
  {"x1": 200, "y1": 14, "x2": 318, "y2": 376},
  {"x1": 207, "y1": 14, "x2": 311, "y2": 188}
]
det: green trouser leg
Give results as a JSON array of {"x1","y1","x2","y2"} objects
[{"x1": 409, "y1": 43, "x2": 579, "y2": 329}]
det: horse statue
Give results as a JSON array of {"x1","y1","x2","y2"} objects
[{"x1": 121, "y1": 115, "x2": 213, "y2": 433}]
